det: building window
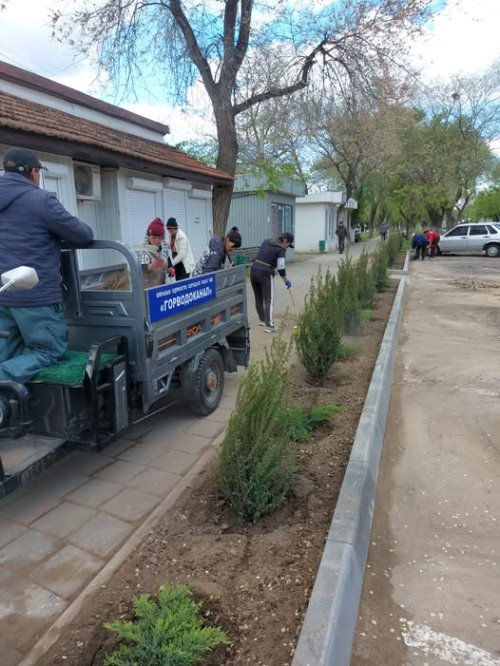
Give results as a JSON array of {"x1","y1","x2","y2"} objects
[{"x1": 271, "y1": 203, "x2": 293, "y2": 237}]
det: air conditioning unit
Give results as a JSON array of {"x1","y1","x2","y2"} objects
[{"x1": 74, "y1": 163, "x2": 101, "y2": 200}]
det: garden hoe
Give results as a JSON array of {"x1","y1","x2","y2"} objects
[{"x1": 287, "y1": 288, "x2": 300, "y2": 334}]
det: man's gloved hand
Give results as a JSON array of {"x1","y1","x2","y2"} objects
[
  {"x1": 168, "y1": 267, "x2": 176, "y2": 277},
  {"x1": 285, "y1": 279, "x2": 292, "y2": 289}
]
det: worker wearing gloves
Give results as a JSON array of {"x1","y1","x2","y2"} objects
[
  {"x1": 250, "y1": 232, "x2": 294, "y2": 333},
  {"x1": 191, "y1": 229, "x2": 242, "y2": 276}
]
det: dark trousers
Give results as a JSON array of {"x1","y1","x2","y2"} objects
[
  {"x1": 250, "y1": 269, "x2": 274, "y2": 327},
  {"x1": 174, "y1": 261, "x2": 189, "y2": 280},
  {"x1": 414, "y1": 244, "x2": 427, "y2": 260},
  {"x1": 338, "y1": 237, "x2": 346, "y2": 254},
  {"x1": 171, "y1": 253, "x2": 189, "y2": 280}
]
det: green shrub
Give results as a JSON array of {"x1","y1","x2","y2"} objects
[
  {"x1": 355, "y1": 251, "x2": 376, "y2": 309},
  {"x1": 286, "y1": 404, "x2": 314, "y2": 441},
  {"x1": 371, "y1": 245, "x2": 390, "y2": 291},
  {"x1": 220, "y1": 337, "x2": 296, "y2": 522},
  {"x1": 285, "y1": 403, "x2": 342, "y2": 440},
  {"x1": 337, "y1": 255, "x2": 362, "y2": 334},
  {"x1": 287, "y1": 405, "x2": 342, "y2": 441},
  {"x1": 337, "y1": 341, "x2": 358, "y2": 359},
  {"x1": 386, "y1": 233, "x2": 402, "y2": 265},
  {"x1": 103, "y1": 584, "x2": 229, "y2": 666},
  {"x1": 295, "y1": 269, "x2": 343, "y2": 381},
  {"x1": 309, "y1": 403, "x2": 342, "y2": 426}
]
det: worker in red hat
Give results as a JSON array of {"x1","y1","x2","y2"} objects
[{"x1": 135, "y1": 218, "x2": 168, "y2": 285}]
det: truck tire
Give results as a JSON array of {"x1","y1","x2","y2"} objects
[{"x1": 188, "y1": 348, "x2": 225, "y2": 416}]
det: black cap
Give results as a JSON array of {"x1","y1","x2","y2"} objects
[
  {"x1": 166, "y1": 217, "x2": 178, "y2": 228},
  {"x1": 3, "y1": 147, "x2": 46, "y2": 173},
  {"x1": 281, "y1": 232, "x2": 294, "y2": 248}
]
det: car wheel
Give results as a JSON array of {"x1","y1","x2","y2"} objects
[
  {"x1": 485, "y1": 244, "x2": 500, "y2": 258},
  {"x1": 188, "y1": 348, "x2": 224, "y2": 416}
]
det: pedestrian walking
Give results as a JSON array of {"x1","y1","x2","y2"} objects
[
  {"x1": 250, "y1": 232, "x2": 294, "y2": 333},
  {"x1": 379, "y1": 222, "x2": 388, "y2": 241},
  {"x1": 335, "y1": 222, "x2": 348, "y2": 254}
]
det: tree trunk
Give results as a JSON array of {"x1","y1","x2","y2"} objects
[
  {"x1": 368, "y1": 202, "x2": 379, "y2": 233},
  {"x1": 427, "y1": 207, "x2": 444, "y2": 229},
  {"x1": 212, "y1": 183, "x2": 235, "y2": 236},
  {"x1": 444, "y1": 207, "x2": 455, "y2": 230},
  {"x1": 212, "y1": 100, "x2": 238, "y2": 236}
]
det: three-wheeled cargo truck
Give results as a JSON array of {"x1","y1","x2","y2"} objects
[{"x1": 0, "y1": 240, "x2": 249, "y2": 497}]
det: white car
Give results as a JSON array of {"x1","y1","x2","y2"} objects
[{"x1": 438, "y1": 223, "x2": 500, "y2": 257}]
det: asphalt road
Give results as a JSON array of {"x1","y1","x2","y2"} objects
[{"x1": 351, "y1": 254, "x2": 500, "y2": 665}]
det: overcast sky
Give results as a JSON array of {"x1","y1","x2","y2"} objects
[{"x1": 0, "y1": 0, "x2": 499, "y2": 143}]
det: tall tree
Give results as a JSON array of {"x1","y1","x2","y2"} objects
[
  {"x1": 469, "y1": 187, "x2": 500, "y2": 221},
  {"x1": 49, "y1": 0, "x2": 432, "y2": 234},
  {"x1": 413, "y1": 65, "x2": 500, "y2": 224},
  {"x1": 306, "y1": 77, "x2": 415, "y2": 216}
]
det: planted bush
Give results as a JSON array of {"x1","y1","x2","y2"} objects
[
  {"x1": 295, "y1": 269, "x2": 343, "y2": 381},
  {"x1": 355, "y1": 250, "x2": 376, "y2": 309},
  {"x1": 386, "y1": 232, "x2": 403, "y2": 265},
  {"x1": 103, "y1": 584, "x2": 229, "y2": 666},
  {"x1": 286, "y1": 403, "x2": 342, "y2": 441},
  {"x1": 220, "y1": 337, "x2": 296, "y2": 522},
  {"x1": 286, "y1": 404, "x2": 315, "y2": 441},
  {"x1": 371, "y1": 244, "x2": 390, "y2": 291},
  {"x1": 337, "y1": 255, "x2": 362, "y2": 335}
]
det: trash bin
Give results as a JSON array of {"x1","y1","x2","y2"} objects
[
  {"x1": 235, "y1": 255, "x2": 248, "y2": 266},
  {"x1": 319, "y1": 240, "x2": 326, "y2": 253}
]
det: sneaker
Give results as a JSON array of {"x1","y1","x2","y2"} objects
[
  {"x1": 264, "y1": 326, "x2": 275, "y2": 333},
  {"x1": 258, "y1": 321, "x2": 266, "y2": 326}
]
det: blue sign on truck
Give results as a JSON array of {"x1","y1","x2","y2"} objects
[{"x1": 147, "y1": 273, "x2": 217, "y2": 322}]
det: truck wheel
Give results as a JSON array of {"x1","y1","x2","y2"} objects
[{"x1": 188, "y1": 349, "x2": 224, "y2": 416}]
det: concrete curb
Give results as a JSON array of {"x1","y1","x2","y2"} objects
[{"x1": 292, "y1": 275, "x2": 408, "y2": 666}]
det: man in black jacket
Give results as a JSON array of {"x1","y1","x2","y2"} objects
[
  {"x1": 335, "y1": 222, "x2": 348, "y2": 254},
  {"x1": 250, "y1": 232, "x2": 293, "y2": 333}
]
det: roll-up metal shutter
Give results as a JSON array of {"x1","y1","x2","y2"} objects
[{"x1": 126, "y1": 189, "x2": 157, "y2": 246}]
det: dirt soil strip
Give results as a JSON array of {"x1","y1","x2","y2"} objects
[{"x1": 27, "y1": 281, "x2": 400, "y2": 666}]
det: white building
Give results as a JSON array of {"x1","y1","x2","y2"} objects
[
  {"x1": 295, "y1": 192, "x2": 358, "y2": 252},
  {"x1": 0, "y1": 61, "x2": 232, "y2": 263}
]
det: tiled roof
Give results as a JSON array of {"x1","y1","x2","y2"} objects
[
  {"x1": 0, "y1": 90, "x2": 232, "y2": 185},
  {"x1": 0, "y1": 60, "x2": 170, "y2": 135}
]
